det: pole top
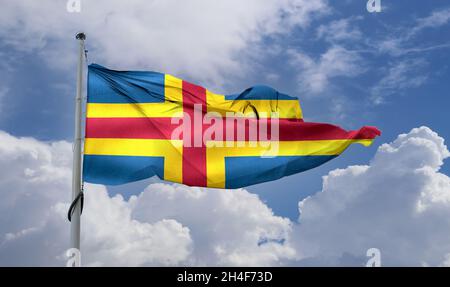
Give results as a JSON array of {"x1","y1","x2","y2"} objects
[{"x1": 75, "y1": 32, "x2": 86, "y2": 41}]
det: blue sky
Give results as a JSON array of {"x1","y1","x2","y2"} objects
[
  {"x1": 2, "y1": 0, "x2": 450, "y2": 267},
  {"x1": 2, "y1": 0, "x2": 449, "y2": 221}
]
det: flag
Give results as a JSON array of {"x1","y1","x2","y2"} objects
[{"x1": 83, "y1": 64, "x2": 380, "y2": 188}]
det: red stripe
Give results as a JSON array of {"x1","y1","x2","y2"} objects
[
  {"x1": 223, "y1": 120, "x2": 380, "y2": 141},
  {"x1": 182, "y1": 80, "x2": 207, "y2": 187},
  {"x1": 85, "y1": 117, "x2": 177, "y2": 139},
  {"x1": 86, "y1": 117, "x2": 380, "y2": 141}
]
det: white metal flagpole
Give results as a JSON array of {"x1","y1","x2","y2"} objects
[{"x1": 70, "y1": 32, "x2": 86, "y2": 264}]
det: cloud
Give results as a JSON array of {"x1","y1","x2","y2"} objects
[
  {"x1": 413, "y1": 8, "x2": 450, "y2": 34},
  {"x1": 370, "y1": 59, "x2": 428, "y2": 105},
  {"x1": 80, "y1": 185, "x2": 193, "y2": 266},
  {"x1": 288, "y1": 45, "x2": 364, "y2": 94},
  {"x1": 316, "y1": 16, "x2": 362, "y2": 43},
  {"x1": 293, "y1": 127, "x2": 450, "y2": 266},
  {"x1": 376, "y1": 7, "x2": 450, "y2": 57},
  {"x1": 0, "y1": 131, "x2": 192, "y2": 266},
  {"x1": 0, "y1": 0, "x2": 327, "y2": 87},
  {"x1": 299, "y1": 8, "x2": 450, "y2": 106},
  {"x1": 377, "y1": 39, "x2": 450, "y2": 57},
  {"x1": 366, "y1": 8, "x2": 450, "y2": 105},
  {"x1": 130, "y1": 184, "x2": 295, "y2": 266}
]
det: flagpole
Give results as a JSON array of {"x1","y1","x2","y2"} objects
[{"x1": 70, "y1": 32, "x2": 86, "y2": 262}]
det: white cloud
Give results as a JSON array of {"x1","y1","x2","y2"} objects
[
  {"x1": 370, "y1": 59, "x2": 428, "y2": 105},
  {"x1": 293, "y1": 127, "x2": 450, "y2": 266},
  {"x1": 0, "y1": 0, "x2": 327, "y2": 87},
  {"x1": 0, "y1": 131, "x2": 191, "y2": 266},
  {"x1": 288, "y1": 45, "x2": 364, "y2": 94},
  {"x1": 0, "y1": 131, "x2": 71, "y2": 235},
  {"x1": 130, "y1": 184, "x2": 295, "y2": 266},
  {"x1": 80, "y1": 185, "x2": 193, "y2": 266}
]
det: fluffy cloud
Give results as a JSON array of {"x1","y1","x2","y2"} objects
[
  {"x1": 80, "y1": 185, "x2": 192, "y2": 266},
  {"x1": 0, "y1": 0, "x2": 327, "y2": 87},
  {"x1": 0, "y1": 131, "x2": 191, "y2": 266},
  {"x1": 293, "y1": 127, "x2": 450, "y2": 266},
  {"x1": 130, "y1": 184, "x2": 295, "y2": 266}
]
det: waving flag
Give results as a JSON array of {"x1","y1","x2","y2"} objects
[{"x1": 83, "y1": 64, "x2": 380, "y2": 188}]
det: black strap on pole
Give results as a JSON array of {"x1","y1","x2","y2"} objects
[{"x1": 68, "y1": 188, "x2": 84, "y2": 222}]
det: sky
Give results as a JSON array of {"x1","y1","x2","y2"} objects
[{"x1": 0, "y1": 0, "x2": 450, "y2": 266}]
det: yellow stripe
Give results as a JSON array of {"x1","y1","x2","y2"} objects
[
  {"x1": 86, "y1": 102, "x2": 183, "y2": 118},
  {"x1": 84, "y1": 138, "x2": 183, "y2": 183},
  {"x1": 164, "y1": 74, "x2": 183, "y2": 102},
  {"x1": 86, "y1": 74, "x2": 184, "y2": 118},
  {"x1": 84, "y1": 138, "x2": 372, "y2": 188},
  {"x1": 87, "y1": 75, "x2": 303, "y2": 119},
  {"x1": 206, "y1": 90, "x2": 303, "y2": 119},
  {"x1": 206, "y1": 139, "x2": 373, "y2": 188}
]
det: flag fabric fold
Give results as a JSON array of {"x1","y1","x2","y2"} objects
[{"x1": 83, "y1": 64, "x2": 380, "y2": 188}]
